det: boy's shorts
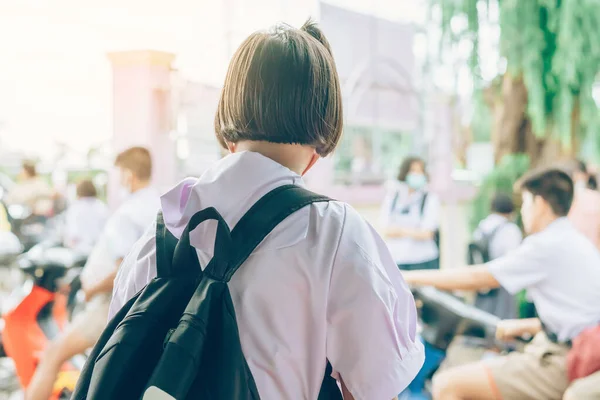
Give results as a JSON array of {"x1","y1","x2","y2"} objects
[
  {"x1": 484, "y1": 333, "x2": 570, "y2": 400},
  {"x1": 565, "y1": 370, "x2": 600, "y2": 400},
  {"x1": 69, "y1": 293, "x2": 111, "y2": 343}
]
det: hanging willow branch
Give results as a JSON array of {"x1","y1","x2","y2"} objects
[{"x1": 433, "y1": 0, "x2": 600, "y2": 150}]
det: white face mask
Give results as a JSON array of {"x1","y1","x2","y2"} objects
[
  {"x1": 118, "y1": 168, "x2": 134, "y2": 200},
  {"x1": 521, "y1": 191, "x2": 535, "y2": 234}
]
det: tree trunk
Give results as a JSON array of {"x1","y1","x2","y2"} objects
[{"x1": 487, "y1": 74, "x2": 577, "y2": 167}]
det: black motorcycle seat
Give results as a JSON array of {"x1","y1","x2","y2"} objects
[{"x1": 17, "y1": 247, "x2": 87, "y2": 273}]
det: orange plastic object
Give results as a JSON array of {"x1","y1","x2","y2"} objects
[
  {"x1": 3, "y1": 286, "x2": 69, "y2": 388},
  {"x1": 51, "y1": 370, "x2": 79, "y2": 399}
]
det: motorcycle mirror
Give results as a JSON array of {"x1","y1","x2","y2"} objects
[
  {"x1": 0, "y1": 232, "x2": 23, "y2": 261},
  {"x1": 7, "y1": 204, "x2": 31, "y2": 220}
]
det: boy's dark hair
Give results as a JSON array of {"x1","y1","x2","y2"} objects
[
  {"x1": 76, "y1": 179, "x2": 98, "y2": 198},
  {"x1": 589, "y1": 175, "x2": 598, "y2": 190},
  {"x1": 115, "y1": 147, "x2": 152, "y2": 181},
  {"x1": 214, "y1": 20, "x2": 343, "y2": 157},
  {"x1": 517, "y1": 167, "x2": 574, "y2": 216},
  {"x1": 22, "y1": 161, "x2": 37, "y2": 177},
  {"x1": 576, "y1": 159, "x2": 588, "y2": 174},
  {"x1": 397, "y1": 156, "x2": 425, "y2": 182},
  {"x1": 491, "y1": 193, "x2": 514, "y2": 215}
]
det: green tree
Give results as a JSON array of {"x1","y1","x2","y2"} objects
[{"x1": 434, "y1": 0, "x2": 600, "y2": 166}]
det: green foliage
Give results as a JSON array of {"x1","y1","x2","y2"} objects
[
  {"x1": 470, "y1": 153, "x2": 530, "y2": 231},
  {"x1": 334, "y1": 126, "x2": 410, "y2": 182},
  {"x1": 434, "y1": 0, "x2": 600, "y2": 152},
  {"x1": 471, "y1": 89, "x2": 493, "y2": 142}
]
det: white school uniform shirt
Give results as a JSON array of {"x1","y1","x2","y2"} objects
[
  {"x1": 111, "y1": 151, "x2": 424, "y2": 400},
  {"x1": 380, "y1": 181, "x2": 440, "y2": 265},
  {"x1": 64, "y1": 197, "x2": 109, "y2": 256},
  {"x1": 488, "y1": 217, "x2": 600, "y2": 342},
  {"x1": 80, "y1": 186, "x2": 160, "y2": 290},
  {"x1": 473, "y1": 214, "x2": 523, "y2": 260}
]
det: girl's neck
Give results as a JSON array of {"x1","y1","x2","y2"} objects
[{"x1": 234, "y1": 141, "x2": 315, "y2": 176}]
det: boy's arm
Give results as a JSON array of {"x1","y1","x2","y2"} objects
[
  {"x1": 83, "y1": 259, "x2": 122, "y2": 301},
  {"x1": 496, "y1": 318, "x2": 542, "y2": 341},
  {"x1": 109, "y1": 226, "x2": 157, "y2": 319},
  {"x1": 403, "y1": 265, "x2": 501, "y2": 291}
]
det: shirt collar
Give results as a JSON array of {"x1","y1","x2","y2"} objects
[
  {"x1": 545, "y1": 216, "x2": 570, "y2": 231},
  {"x1": 160, "y1": 151, "x2": 304, "y2": 238}
]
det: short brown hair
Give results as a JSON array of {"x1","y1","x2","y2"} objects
[
  {"x1": 76, "y1": 179, "x2": 98, "y2": 198},
  {"x1": 22, "y1": 161, "x2": 37, "y2": 177},
  {"x1": 214, "y1": 20, "x2": 343, "y2": 157},
  {"x1": 115, "y1": 147, "x2": 152, "y2": 181},
  {"x1": 517, "y1": 167, "x2": 574, "y2": 216},
  {"x1": 397, "y1": 156, "x2": 426, "y2": 182}
]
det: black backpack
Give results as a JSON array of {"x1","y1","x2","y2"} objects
[
  {"x1": 391, "y1": 190, "x2": 440, "y2": 248},
  {"x1": 72, "y1": 185, "x2": 342, "y2": 400},
  {"x1": 467, "y1": 221, "x2": 508, "y2": 265}
]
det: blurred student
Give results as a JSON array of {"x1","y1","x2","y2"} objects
[
  {"x1": 26, "y1": 147, "x2": 160, "y2": 400},
  {"x1": 381, "y1": 156, "x2": 440, "y2": 270},
  {"x1": 5, "y1": 161, "x2": 53, "y2": 215},
  {"x1": 470, "y1": 193, "x2": 522, "y2": 319},
  {"x1": 568, "y1": 159, "x2": 600, "y2": 250},
  {"x1": 404, "y1": 167, "x2": 600, "y2": 400},
  {"x1": 0, "y1": 202, "x2": 10, "y2": 232},
  {"x1": 110, "y1": 21, "x2": 423, "y2": 400},
  {"x1": 63, "y1": 179, "x2": 109, "y2": 256}
]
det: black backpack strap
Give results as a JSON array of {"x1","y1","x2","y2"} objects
[
  {"x1": 487, "y1": 220, "x2": 510, "y2": 240},
  {"x1": 155, "y1": 211, "x2": 179, "y2": 278},
  {"x1": 205, "y1": 184, "x2": 330, "y2": 281},
  {"x1": 390, "y1": 190, "x2": 400, "y2": 213},
  {"x1": 479, "y1": 220, "x2": 510, "y2": 252},
  {"x1": 170, "y1": 207, "x2": 232, "y2": 276},
  {"x1": 419, "y1": 191, "x2": 428, "y2": 217}
]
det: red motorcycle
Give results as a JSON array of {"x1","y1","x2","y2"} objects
[{"x1": 0, "y1": 243, "x2": 86, "y2": 399}]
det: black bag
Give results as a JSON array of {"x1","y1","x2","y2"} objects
[
  {"x1": 72, "y1": 185, "x2": 342, "y2": 400},
  {"x1": 467, "y1": 221, "x2": 508, "y2": 265}
]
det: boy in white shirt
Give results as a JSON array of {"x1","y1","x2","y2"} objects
[
  {"x1": 405, "y1": 167, "x2": 600, "y2": 400},
  {"x1": 27, "y1": 147, "x2": 160, "y2": 400},
  {"x1": 110, "y1": 21, "x2": 423, "y2": 400}
]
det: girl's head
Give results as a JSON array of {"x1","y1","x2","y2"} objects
[
  {"x1": 214, "y1": 20, "x2": 343, "y2": 174},
  {"x1": 397, "y1": 156, "x2": 427, "y2": 191}
]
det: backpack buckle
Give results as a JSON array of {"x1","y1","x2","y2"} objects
[{"x1": 163, "y1": 328, "x2": 175, "y2": 348}]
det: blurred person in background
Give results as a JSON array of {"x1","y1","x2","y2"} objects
[
  {"x1": 471, "y1": 193, "x2": 522, "y2": 320},
  {"x1": 568, "y1": 159, "x2": 600, "y2": 251},
  {"x1": 404, "y1": 167, "x2": 600, "y2": 400},
  {"x1": 381, "y1": 156, "x2": 441, "y2": 270},
  {"x1": 63, "y1": 179, "x2": 109, "y2": 256},
  {"x1": 0, "y1": 202, "x2": 10, "y2": 232},
  {"x1": 26, "y1": 147, "x2": 160, "y2": 400},
  {"x1": 5, "y1": 161, "x2": 53, "y2": 215}
]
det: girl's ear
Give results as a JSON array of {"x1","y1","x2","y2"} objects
[{"x1": 302, "y1": 152, "x2": 320, "y2": 176}]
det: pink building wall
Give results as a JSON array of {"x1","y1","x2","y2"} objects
[{"x1": 107, "y1": 50, "x2": 177, "y2": 207}]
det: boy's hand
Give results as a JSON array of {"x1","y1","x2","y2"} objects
[
  {"x1": 496, "y1": 318, "x2": 541, "y2": 341},
  {"x1": 83, "y1": 287, "x2": 97, "y2": 302}
]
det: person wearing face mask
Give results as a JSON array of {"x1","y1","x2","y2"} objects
[
  {"x1": 403, "y1": 167, "x2": 600, "y2": 400},
  {"x1": 381, "y1": 156, "x2": 441, "y2": 270},
  {"x1": 568, "y1": 159, "x2": 600, "y2": 251},
  {"x1": 26, "y1": 147, "x2": 160, "y2": 400}
]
